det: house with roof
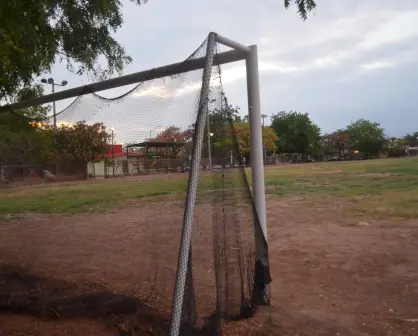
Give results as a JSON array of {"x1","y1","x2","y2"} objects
[
  {"x1": 87, "y1": 144, "x2": 144, "y2": 177},
  {"x1": 406, "y1": 146, "x2": 418, "y2": 157},
  {"x1": 87, "y1": 141, "x2": 186, "y2": 177}
]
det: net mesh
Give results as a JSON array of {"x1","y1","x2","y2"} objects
[{"x1": 0, "y1": 35, "x2": 270, "y2": 335}]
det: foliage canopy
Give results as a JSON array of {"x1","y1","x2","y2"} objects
[
  {"x1": 284, "y1": 0, "x2": 317, "y2": 20},
  {"x1": 270, "y1": 111, "x2": 321, "y2": 155},
  {"x1": 0, "y1": 0, "x2": 148, "y2": 101}
]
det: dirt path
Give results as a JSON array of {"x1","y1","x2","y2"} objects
[
  {"x1": 258, "y1": 196, "x2": 418, "y2": 335},
  {"x1": 0, "y1": 196, "x2": 417, "y2": 335}
]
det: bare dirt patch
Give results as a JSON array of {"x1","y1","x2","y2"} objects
[
  {"x1": 0, "y1": 203, "x2": 184, "y2": 335},
  {"x1": 1, "y1": 196, "x2": 418, "y2": 335},
  {"x1": 357, "y1": 173, "x2": 398, "y2": 178},
  {"x1": 257, "y1": 197, "x2": 418, "y2": 336}
]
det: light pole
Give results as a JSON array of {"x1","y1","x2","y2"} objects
[
  {"x1": 41, "y1": 77, "x2": 67, "y2": 176},
  {"x1": 208, "y1": 132, "x2": 213, "y2": 168},
  {"x1": 110, "y1": 127, "x2": 115, "y2": 177},
  {"x1": 41, "y1": 78, "x2": 68, "y2": 135},
  {"x1": 261, "y1": 114, "x2": 267, "y2": 126},
  {"x1": 150, "y1": 125, "x2": 162, "y2": 141},
  {"x1": 261, "y1": 114, "x2": 268, "y2": 164},
  {"x1": 207, "y1": 115, "x2": 212, "y2": 169}
]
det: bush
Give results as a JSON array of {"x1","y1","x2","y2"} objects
[{"x1": 388, "y1": 146, "x2": 406, "y2": 158}]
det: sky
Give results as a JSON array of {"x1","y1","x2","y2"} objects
[{"x1": 44, "y1": 0, "x2": 418, "y2": 142}]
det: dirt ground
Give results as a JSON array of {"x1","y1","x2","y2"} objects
[{"x1": 1, "y1": 195, "x2": 418, "y2": 335}]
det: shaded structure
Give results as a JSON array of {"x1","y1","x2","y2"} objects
[{"x1": 125, "y1": 141, "x2": 186, "y2": 174}]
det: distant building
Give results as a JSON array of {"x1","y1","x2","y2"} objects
[
  {"x1": 406, "y1": 146, "x2": 418, "y2": 157},
  {"x1": 87, "y1": 144, "x2": 144, "y2": 177}
]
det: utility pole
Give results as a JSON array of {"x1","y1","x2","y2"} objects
[
  {"x1": 149, "y1": 125, "x2": 162, "y2": 141},
  {"x1": 261, "y1": 114, "x2": 268, "y2": 164},
  {"x1": 110, "y1": 127, "x2": 115, "y2": 177},
  {"x1": 41, "y1": 77, "x2": 68, "y2": 176},
  {"x1": 41, "y1": 78, "x2": 68, "y2": 135}
]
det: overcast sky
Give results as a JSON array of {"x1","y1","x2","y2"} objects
[{"x1": 45, "y1": 0, "x2": 418, "y2": 142}]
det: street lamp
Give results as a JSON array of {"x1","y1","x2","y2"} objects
[
  {"x1": 110, "y1": 127, "x2": 115, "y2": 177},
  {"x1": 40, "y1": 78, "x2": 68, "y2": 135},
  {"x1": 41, "y1": 77, "x2": 67, "y2": 176}
]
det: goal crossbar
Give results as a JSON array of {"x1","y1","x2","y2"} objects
[
  {"x1": 0, "y1": 40, "x2": 250, "y2": 113},
  {"x1": 0, "y1": 33, "x2": 269, "y2": 336}
]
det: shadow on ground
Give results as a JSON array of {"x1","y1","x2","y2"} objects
[
  {"x1": 0, "y1": 264, "x2": 223, "y2": 335},
  {"x1": 0, "y1": 264, "x2": 174, "y2": 335}
]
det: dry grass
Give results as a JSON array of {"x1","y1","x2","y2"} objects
[{"x1": 1, "y1": 158, "x2": 418, "y2": 220}]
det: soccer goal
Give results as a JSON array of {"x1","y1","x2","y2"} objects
[{"x1": 0, "y1": 32, "x2": 270, "y2": 336}]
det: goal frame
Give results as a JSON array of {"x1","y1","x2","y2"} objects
[{"x1": 0, "y1": 32, "x2": 268, "y2": 335}]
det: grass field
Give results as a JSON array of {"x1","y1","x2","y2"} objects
[
  {"x1": 1, "y1": 157, "x2": 418, "y2": 218},
  {"x1": 1, "y1": 157, "x2": 418, "y2": 335}
]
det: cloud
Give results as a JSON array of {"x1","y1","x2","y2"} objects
[
  {"x1": 358, "y1": 11, "x2": 418, "y2": 50},
  {"x1": 45, "y1": 0, "x2": 418, "y2": 138},
  {"x1": 361, "y1": 61, "x2": 395, "y2": 71}
]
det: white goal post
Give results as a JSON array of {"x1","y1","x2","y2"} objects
[{"x1": 0, "y1": 32, "x2": 268, "y2": 336}]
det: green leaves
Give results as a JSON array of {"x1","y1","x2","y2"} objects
[
  {"x1": 404, "y1": 132, "x2": 418, "y2": 147},
  {"x1": 0, "y1": 85, "x2": 52, "y2": 164},
  {"x1": 284, "y1": 0, "x2": 317, "y2": 20},
  {"x1": 344, "y1": 119, "x2": 386, "y2": 158},
  {"x1": 270, "y1": 110, "x2": 321, "y2": 155},
  {"x1": 0, "y1": 0, "x2": 148, "y2": 100},
  {"x1": 54, "y1": 122, "x2": 110, "y2": 163}
]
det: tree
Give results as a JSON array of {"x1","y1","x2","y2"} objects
[
  {"x1": 0, "y1": 0, "x2": 314, "y2": 101},
  {"x1": 233, "y1": 123, "x2": 278, "y2": 164},
  {"x1": 322, "y1": 131, "x2": 349, "y2": 157},
  {"x1": 270, "y1": 111, "x2": 321, "y2": 155},
  {"x1": 404, "y1": 132, "x2": 418, "y2": 147},
  {"x1": 0, "y1": 85, "x2": 52, "y2": 165},
  {"x1": 284, "y1": 0, "x2": 316, "y2": 20},
  {"x1": 344, "y1": 119, "x2": 386, "y2": 158},
  {"x1": 54, "y1": 122, "x2": 110, "y2": 175},
  {"x1": 262, "y1": 126, "x2": 279, "y2": 154},
  {"x1": 12, "y1": 85, "x2": 51, "y2": 120},
  {"x1": 154, "y1": 126, "x2": 192, "y2": 143},
  {"x1": 153, "y1": 125, "x2": 194, "y2": 157},
  {"x1": 205, "y1": 104, "x2": 241, "y2": 160},
  {"x1": 0, "y1": 0, "x2": 149, "y2": 101}
]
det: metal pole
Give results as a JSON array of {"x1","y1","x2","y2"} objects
[
  {"x1": 52, "y1": 83, "x2": 57, "y2": 136},
  {"x1": 246, "y1": 45, "x2": 267, "y2": 240},
  {"x1": 0, "y1": 49, "x2": 247, "y2": 113},
  {"x1": 246, "y1": 45, "x2": 270, "y2": 304},
  {"x1": 207, "y1": 116, "x2": 212, "y2": 169},
  {"x1": 169, "y1": 32, "x2": 216, "y2": 336},
  {"x1": 215, "y1": 34, "x2": 251, "y2": 53},
  {"x1": 51, "y1": 83, "x2": 61, "y2": 176},
  {"x1": 111, "y1": 131, "x2": 115, "y2": 177},
  {"x1": 261, "y1": 115, "x2": 266, "y2": 165}
]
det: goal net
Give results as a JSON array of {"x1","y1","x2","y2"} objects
[{"x1": 0, "y1": 33, "x2": 270, "y2": 335}]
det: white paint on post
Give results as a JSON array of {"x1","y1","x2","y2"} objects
[
  {"x1": 246, "y1": 45, "x2": 267, "y2": 241},
  {"x1": 168, "y1": 32, "x2": 216, "y2": 336},
  {"x1": 215, "y1": 34, "x2": 252, "y2": 54}
]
